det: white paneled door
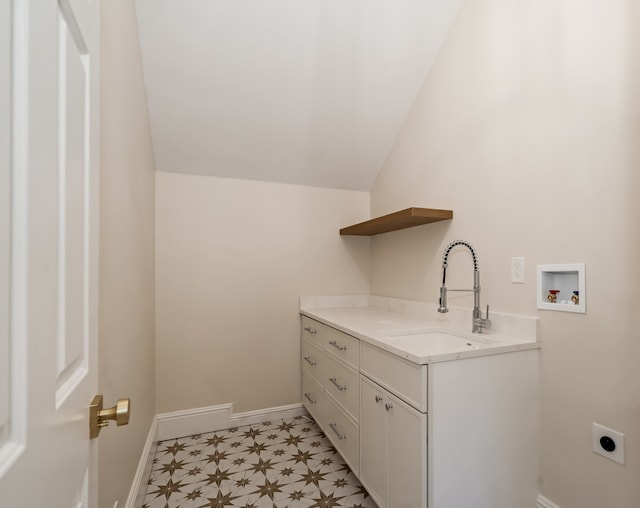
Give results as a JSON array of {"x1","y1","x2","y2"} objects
[{"x1": 0, "y1": 0, "x2": 100, "y2": 506}]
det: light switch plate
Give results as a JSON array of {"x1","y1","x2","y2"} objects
[{"x1": 511, "y1": 257, "x2": 525, "y2": 283}]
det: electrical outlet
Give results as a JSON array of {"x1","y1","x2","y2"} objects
[
  {"x1": 511, "y1": 257, "x2": 525, "y2": 283},
  {"x1": 593, "y1": 422, "x2": 625, "y2": 465}
]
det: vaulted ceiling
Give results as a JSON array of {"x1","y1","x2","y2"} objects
[{"x1": 135, "y1": 0, "x2": 462, "y2": 191}]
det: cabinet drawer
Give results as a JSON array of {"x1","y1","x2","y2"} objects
[
  {"x1": 324, "y1": 355, "x2": 359, "y2": 422},
  {"x1": 325, "y1": 395, "x2": 359, "y2": 475},
  {"x1": 301, "y1": 338, "x2": 324, "y2": 387},
  {"x1": 361, "y1": 342, "x2": 428, "y2": 412},
  {"x1": 302, "y1": 372, "x2": 324, "y2": 430},
  {"x1": 301, "y1": 316, "x2": 323, "y2": 347},
  {"x1": 323, "y1": 327, "x2": 359, "y2": 369}
]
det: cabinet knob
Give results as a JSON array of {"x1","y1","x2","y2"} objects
[
  {"x1": 385, "y1": 402, "x2": 394, "y2": 411},
  {"x1": 375, "y1": 395, "x2": 383, "y2": 403}
]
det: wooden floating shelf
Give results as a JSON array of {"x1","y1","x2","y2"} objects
[{"x1": 340, "y1": 207, "x2": 453, "y2": 236}]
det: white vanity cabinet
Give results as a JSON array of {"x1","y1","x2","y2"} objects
[
  {"x1": 360, "y1": 375, "x2": 427, "y2": 508},
  {"x1": 301, "y1": 308, "x2": 539, "y2": 508},
  {"x1": 300, "y1": 316, "x2": 360, "y2": 474}
]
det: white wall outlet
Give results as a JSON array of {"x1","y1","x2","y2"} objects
[
  {"x1": 511, "y1": 257, "x2": 525, "y2": 283},
  {"x1": 592, "y1": 422, "x2": 625, "y2": 465}
]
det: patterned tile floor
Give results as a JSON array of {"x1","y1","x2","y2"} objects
[{"x1": 142, "y1": 415, "x2": 376, "y2": 508}]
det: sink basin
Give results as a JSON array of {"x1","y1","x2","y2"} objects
[{"x1": 383, "y1": 331, "x2": 495, "y2": 357}]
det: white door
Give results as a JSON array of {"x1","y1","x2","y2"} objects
[{"x1": 0, "y1": 0, "x2": 100, "y2": 506}]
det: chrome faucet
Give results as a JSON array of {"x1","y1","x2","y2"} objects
[{"x1": 437, "y1": 240, "x2": 491, "y2": 334}]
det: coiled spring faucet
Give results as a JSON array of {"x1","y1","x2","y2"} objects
[{"x1": 438, "y1": 240, "x2": 491, "y2": 334}]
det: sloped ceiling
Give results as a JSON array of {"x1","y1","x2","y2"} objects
[{"x1": 135, "y1": 0, "x2": 462, "y2": 191}]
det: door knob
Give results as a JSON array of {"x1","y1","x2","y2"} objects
[{"x1": 89, "y1": 394, "x2": 131, "y2": 439}]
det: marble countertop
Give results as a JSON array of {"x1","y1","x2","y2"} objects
[{"x1": 300, "y1": 295, "x2": 540, "y2": 365}]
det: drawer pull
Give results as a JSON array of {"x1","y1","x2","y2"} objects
[
  {"x1": 329, "y1": 377, "x2": 347, "y2": 391},
  {"x1": 303, "y1": 356, "x2": 317, "y2": 366},
  {"x1": 304, "y1": 393, "x2": 317, "y2": 405},
  {"x1": 304, "y1": 326, "x2": 317, "y2": 335},
  {"x1": 328, "y1": 422, "x2": 346, "y2": 440},
  {"x1": 385, "y1": 402, "x2": 394, "y2": 411},
  {"x1": 329, "y1": 340, "x2": 347, "y2": 351},
  {"x1": 375, "y1": 395, "x2": 383, "y2": 403}
]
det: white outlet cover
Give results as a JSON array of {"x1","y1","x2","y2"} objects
[
  {"x1": 511, "y1": 257, "x2": 525, "y2": 283},
  {"x1": 592, "y1": 422, "x2": 625, "y2": 465}
]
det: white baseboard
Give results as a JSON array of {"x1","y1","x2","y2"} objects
[
  {"x1": 124, "y1": 415, "x2": 158, "y2": 508},
  {"x1": 156, "y1": 402, "x2": 307, "y2": 442},
  {"x1": 537, "y1": 494, "x2": 561, "y2": 508}
]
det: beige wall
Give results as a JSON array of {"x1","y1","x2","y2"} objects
[
  {"x1": 99, "y1": 1, "x2": 156, "y2": 506},
  {"x1": 371, "y1": 1, "x2": 639, "y2": 507},
  {"x1": 155, "y1": 172, "x2": 370, "y2": 413}
]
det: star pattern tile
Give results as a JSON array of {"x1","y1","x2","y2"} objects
[{"x1": 142, "y1": 415, "x2": 377, "y2": 508}]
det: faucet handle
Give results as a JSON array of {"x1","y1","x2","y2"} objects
[
  {"x1": 483, "y1": 305, "x2": 491, "y2": 329},
  {"x1": 473, "y1": 305, "x2": 492, "y2": 333}
]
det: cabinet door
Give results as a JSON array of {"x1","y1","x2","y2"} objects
[
  {"x1": 301, "y1": 337, "x2": 324, "y2": 386},
  {"x1": 387, "y1": 392, "x2": 427, "y2": 508},
  {"x1": 302, "y1": 372, "x2": 325, "y2": 430},
  {"x1": 325, "y1": 395, "x2": 359, "y2": 475},
  {"x1": 360, "y1": 375, "x2": 387, "y2": 508},
  {"x1": 325, "y1": 355, "x2": 359, "y2": 422},
  {"x1": 301, "y1": 316, "x2": 323, "y2": 347}
]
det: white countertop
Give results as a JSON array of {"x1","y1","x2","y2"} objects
[{"x1": 300, "y1": 295, "x2": 540, "y2": 365}]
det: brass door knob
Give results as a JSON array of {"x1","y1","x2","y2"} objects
[{"x1": 89, "y1": 395, "x2": 131, "y2": 439}]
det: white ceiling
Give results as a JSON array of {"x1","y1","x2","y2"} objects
[{"x1": 135, "y1": 0, "x2": 462, "y2": 191}]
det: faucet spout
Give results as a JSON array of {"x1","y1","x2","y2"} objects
[{"x1": 437, "y1": 240, "x2": 491, "y2": 333}]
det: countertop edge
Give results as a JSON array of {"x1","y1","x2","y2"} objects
[{"x1": 300, "y1": 304, "x2": 541, "y2": 366}]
